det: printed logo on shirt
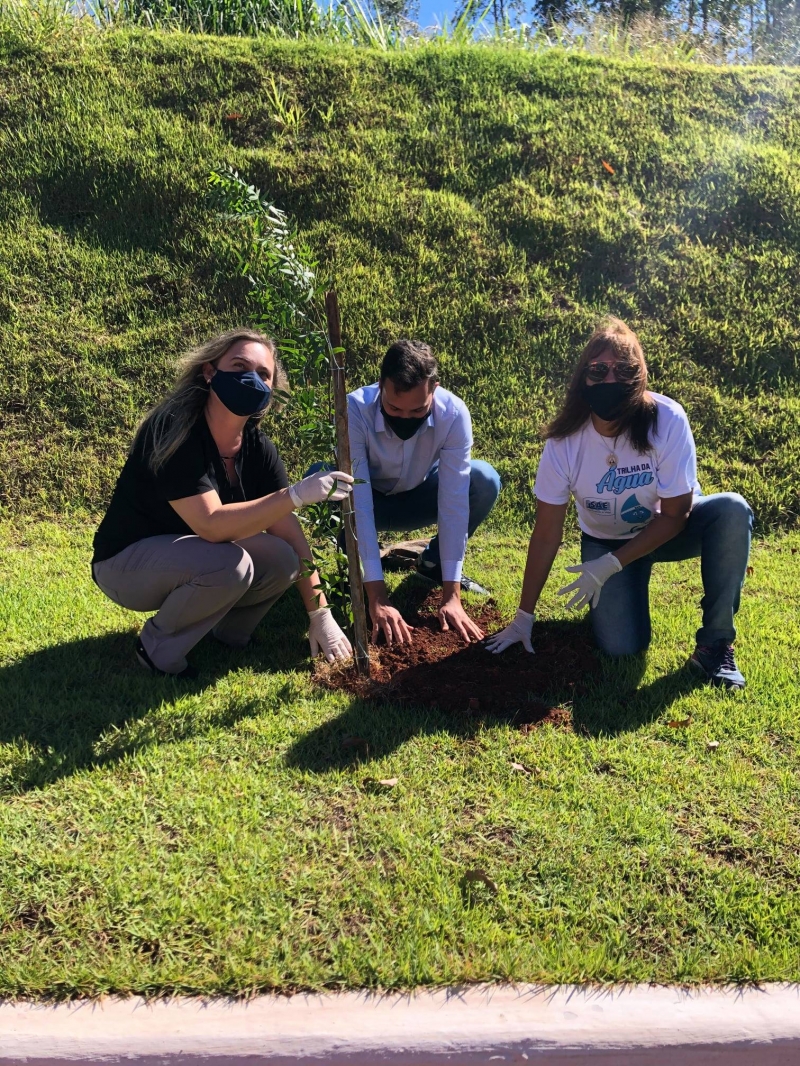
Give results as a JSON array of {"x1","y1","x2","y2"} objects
[
  {"x1": 595, "y1": 463, "x2": 655, "y2": 496},
  {"x1": 620, "y1": 494, "x2": 652, "y2": 525},
  {"x1": 584, "y1": 497, "x2": 617, "y2": 518}
]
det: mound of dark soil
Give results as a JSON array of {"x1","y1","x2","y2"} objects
[{"x1": 316, "y1": 592, "x2": 599, "y2": 730}]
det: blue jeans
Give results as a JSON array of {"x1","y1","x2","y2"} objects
[
  {"x1": 307, "y1": 460, "x2": 501, "y2": 572},
  {"x1": 371, "y1": 460, "x2": 501, "y2": 571},
  {"x1": 580, "y1": 492, "x2": 753, "y2": 657}
]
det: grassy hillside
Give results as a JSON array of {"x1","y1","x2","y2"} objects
[{"x1": 1, "y1": 32, "x2": 799, "y2": 527}]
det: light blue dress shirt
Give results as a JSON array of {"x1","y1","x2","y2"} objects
[{"x1": 347, "y1": 382, "x2": 473, "y2": 584}]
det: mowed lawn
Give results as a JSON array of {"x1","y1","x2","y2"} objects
[{"x1": 0, "y1": 518, "x2": 798, "y2": 995}]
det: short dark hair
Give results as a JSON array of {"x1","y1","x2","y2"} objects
[{"x1": 380, "y1": 339, "x2": 439, "y2": 392}]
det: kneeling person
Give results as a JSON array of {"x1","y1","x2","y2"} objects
[
  {"x1": 92, "y1": 328, "x2": 354, "y2": 678},
  {"x1": 349, "y1": 340, "x2": 501, "y2": 646},
  {"x1": 487, "y1": 318, "x2": 753, "y2": 690}
]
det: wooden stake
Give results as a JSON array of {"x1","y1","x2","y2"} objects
[{"x1": 325, "y1": 290, "x2": 371, "y2": 677}]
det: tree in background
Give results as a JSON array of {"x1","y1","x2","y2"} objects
[
  {"x1": 457, "y1": 0, "x2": 798, "y2": 61},
  {"x1": 374, "y1": 0, "x2": 419, "y2": 24}
]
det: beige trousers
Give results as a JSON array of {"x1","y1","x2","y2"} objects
[{"x1": 93, "y1": 533, "x2": 300, "y2": 674}]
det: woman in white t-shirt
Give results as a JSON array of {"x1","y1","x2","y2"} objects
[{"x1": 487, "y1": 318, "x2": 753, "y2": 689}]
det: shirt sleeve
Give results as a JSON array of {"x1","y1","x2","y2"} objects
[
  {"x1": 436, "y1": 404, "x2": 472, "y2": 584},
  {"x1": 655, "y1": 405, "x2": 697, "y2": 498},
  {"x1": 533, "y1": 439, "x2": 572, "y2": 505},
  {"x1": 348, "y1": 398, "x2": 384, "y2": 584},
  {"x1": 154, "y1": 430, "x2": 215, "y2": 503}
]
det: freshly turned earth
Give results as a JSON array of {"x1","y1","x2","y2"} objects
[{"x1": 316, "y1": 591, "x2": 599, "y2": 730}]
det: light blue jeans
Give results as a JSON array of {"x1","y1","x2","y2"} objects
[
  {"x1": 580, "y1": 492, "x2": 753, "y2": 656},
  {"x1": 307, "y1": 459, "x2": 501, "y2": 572}
]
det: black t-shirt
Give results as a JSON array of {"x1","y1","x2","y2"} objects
[{"x1": 92, "y1": 414, "x2": 289, "y2": 563}]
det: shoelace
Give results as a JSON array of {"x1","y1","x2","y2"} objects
[
  {"x1": 698, "y1": 643, "x2": 736, "y2": 671},
  {"x1": 718, "y1": 643, "x2": 737, "y2": 671}
]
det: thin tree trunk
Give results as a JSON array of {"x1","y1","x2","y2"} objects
[
  {"x1": 750, "y1": 0, "x2": 755, "y2": 57},
  {"x1": 325, "y1": 291, "x2": 371, "y2": 678}
]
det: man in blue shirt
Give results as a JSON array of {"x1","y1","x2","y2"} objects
[{"x1": 348, "y1": 340, "x2": 501, "y2": 646}]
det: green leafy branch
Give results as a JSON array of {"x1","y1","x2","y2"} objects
[{"x1": 209, "y1": 164, "x2": 352, "y2": 623}]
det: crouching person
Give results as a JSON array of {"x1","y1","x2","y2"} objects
[
  {"x1": 348, "y1": 339, "x2": 501, "y2": 646},
  {"x1": 487, "y1": 318, "x2": 753, "y2": 689},
  {"x1": 92, "y1": 329, "x2": 354, "y2": 678}
]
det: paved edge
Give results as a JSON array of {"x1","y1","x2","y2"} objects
[{"x1": 1, "y1": 984, "x2": 800, "y2": 1064}]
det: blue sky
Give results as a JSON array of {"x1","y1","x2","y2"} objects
[{"x1": 415, "y1": 0, "x2": 459, "y2": 28}]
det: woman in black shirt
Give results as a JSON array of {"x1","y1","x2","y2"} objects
[{"x1": 93, "y1": 328, "x2": 354, "y2": 678}]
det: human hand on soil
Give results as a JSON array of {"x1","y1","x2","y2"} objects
[
  {"x1": 558, "y1": 552, "x2": 622, "y2": 610},
  {"x1": 370, "y1": 600, "x2": 414, "y2": 646},
  {"x1": 308, "y1": 607, "x2": 353, "y2": 663},
  {"x1": 484, "y1": 607, "x2": 535, "y2": 654},
  {"x1": 288, "y1": 469, "x2": 354, "y2": 509},
  {"x1": 438, "y1": 597, "x2": 484, "y2": 643}
]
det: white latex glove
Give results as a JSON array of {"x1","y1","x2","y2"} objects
[
  {"x1": 289, "y1": 469, "x2": 354, "y2": 509},
  {"x1": 558, "y1": 552, "x2": 622, "y2": 610},
  {"x1": 308, "y1": 607, "x2": 354, "y2": 663},
  {"x1": 485, "y1": 607, "x2": 535, "y2": 655}
]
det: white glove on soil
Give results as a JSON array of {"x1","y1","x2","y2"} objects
[
  {"x1": 558, "y1": 552, "x2": 622, "y2": 610},
  {"x1": 289, "y1": 470, "x2": 354, "y2": 509},
  {"x1": 308, "y1": 608, "x2": 353, "y2": 663},
  {"x1": 485, "y1": 607, "x2": 535, "y2": 655}
]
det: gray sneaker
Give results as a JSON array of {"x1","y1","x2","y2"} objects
[{"x1": 416, "y1": 557, "x2": 490, "y2": 596}]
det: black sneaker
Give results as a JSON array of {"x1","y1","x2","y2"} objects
[
  {"x1": 688, "y1": 641, "x2": 745, "y2": 690},
  {"x1": 415, "y1": 557, "x2": 490, "y2": 596},
  {"x1": 135, "y1": 639, "x2": 198, "y2": 680}
]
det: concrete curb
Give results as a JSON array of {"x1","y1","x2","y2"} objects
[{"x1": 1, "y1": 984, "x2": 800, "y2": 1064}]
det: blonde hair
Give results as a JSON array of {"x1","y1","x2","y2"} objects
[{"x1": 136, "y1": 328, "x2": 289, "y2": 473}]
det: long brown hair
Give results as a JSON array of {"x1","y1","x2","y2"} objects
[
  {"x1": 135, "y1": 328, "x2": 289, "y2": 473},
  {"x1": 544, "y1": 318, "x2": 657, "y2": 454}
]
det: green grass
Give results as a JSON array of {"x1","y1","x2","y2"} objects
[
  {"x1": 1, "y1": 29, "x2": 799, "y2": 995},
  {"x1": 1, "y1": 519, "x2": 799, "y2": 994},
  {"x1": 1, "y1": 32, "x2": 799, "y2": 529}
]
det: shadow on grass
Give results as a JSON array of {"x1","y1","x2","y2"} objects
[
  {"x1": 285, "y1": 692, "x2": 482, "y2": 773},
  {"x1": 0, "y1": 594, "x2": 311, "y2": 793},
  {"x1": 573, "y1": 661, "x2": 708, "y2": 737},
  {"x1": 288, "y1": 657, "x2": 711, "y2": 772}
]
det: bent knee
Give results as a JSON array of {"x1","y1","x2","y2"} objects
[
  {"x1": 470, "y1": 461, "x2": 501, "y2": 500},
  {"x1": 598, "y1": 640, "x2": 650, "y2": 658},
  {"x1": 708, "y1": 492, "x2": 753, "y2": 524},
  {"x1": 303, "y1": 460, "x2": 331, "y2": 479},
  {"x1": 204, "y1": 543, "x2": 255, "y2": 589},
  {"x1": 595, "y1": 628, "x2": 650, "y2": 658},
  {"x1": 270, "y1": 537, "x2": 301, "y2": 585}
]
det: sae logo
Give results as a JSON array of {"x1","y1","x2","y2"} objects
[{"x1": 585, "y1": 497, "x2": 614, "y2": 515}]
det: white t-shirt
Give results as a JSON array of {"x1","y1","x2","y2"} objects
[{"x1": 534, "y1": 393, "x2": 700, "y2": 540}]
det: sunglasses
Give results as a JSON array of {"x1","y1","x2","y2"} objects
[{"x1": 584, "y1": 361, "x2": 640, "y2": 384}]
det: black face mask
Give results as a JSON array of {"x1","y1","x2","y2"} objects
[
  {"x1": 581, "y1": 381, "x2": 635, "y2": 422},
  {"x1": 381, "y1": 404, "x2": 430, "y2": 441}
]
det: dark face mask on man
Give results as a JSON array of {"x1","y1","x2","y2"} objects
[
  {"x1": 380, "y1": 396, "x2": 432, "y2": 441},
  {"x1": 210, "y1": 367, "x2": 272, "y2": 417},
  {"x1": 581, "y1": 381, "x2": 636, "y2": 422}
]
